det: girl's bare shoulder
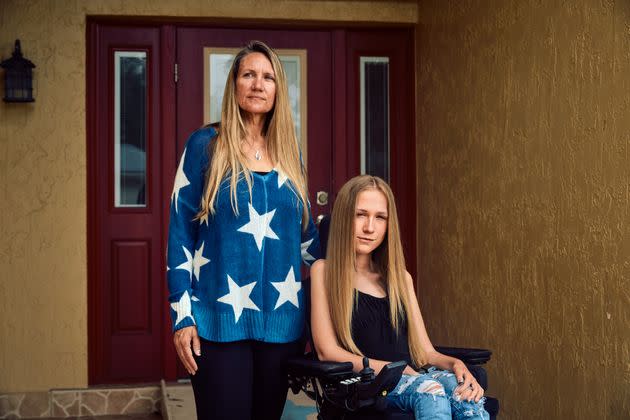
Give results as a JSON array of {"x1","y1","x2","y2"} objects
[{"x1": 311, "y1": 258, "x2": 327, "y2": 275}]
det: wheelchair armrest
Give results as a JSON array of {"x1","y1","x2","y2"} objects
[
  {"x1": 287, "y1": 357, "x2": 354, "y2": 377},
  {"x1": 434, "y1": 346, "x2": 492, "y2": 365}
]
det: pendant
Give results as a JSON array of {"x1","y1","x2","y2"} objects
[{"x1": 255, "y1": 150, "x2": 262, "y2": 161}]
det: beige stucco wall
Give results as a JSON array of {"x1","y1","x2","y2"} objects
[
  {"x1": 0, "y1": 0, "x2": 417, "y2": 393},
  {"x1": 416, "y1": 0, "x2": 630, "y2": 418}
]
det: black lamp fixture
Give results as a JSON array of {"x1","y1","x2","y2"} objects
[{"x1": 1, "y1": 39, "x2": 36, "y2": 102}]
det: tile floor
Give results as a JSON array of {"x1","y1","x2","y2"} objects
[{"x1": 161, "y1": 381, "x2": 317, "y2": 420}]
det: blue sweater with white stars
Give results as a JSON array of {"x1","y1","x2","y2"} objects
[{"x1": 167, "y1": 126, "x2": 320, "y2": 343}]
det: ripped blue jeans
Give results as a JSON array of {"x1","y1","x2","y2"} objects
[{"x1": 386, "y1": 367, "x2": 489, "y2": 420}]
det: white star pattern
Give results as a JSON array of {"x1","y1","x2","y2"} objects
[
  {"x1": 192, "y1": 242, "x2": 210, "y2": 282},
  {"x1": 301, "y1": 238, "x2": 316, "y2": 264},
  {"x1": 175, "y1": 246, "x2": 193, "y2": 282},
  {"x1": 217, "y1": 275, "x2": 260, "y2": 323},
  {"x1": 171, "y1": 148, "x2": 190, "y2": 213},
  {"x1": 199, "y1": 212, "x2": 209, "y2": 227},
  {"x1": 271, "y1": 267, "x2": 301, "y2": 310},
  {"x1": 171, "y1": 291, "x2": 194, "y2": 326},
  {"x1": 237, "y1": 203, "x2": 279, "y2": 251}
]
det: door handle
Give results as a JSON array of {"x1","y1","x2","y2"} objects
[{"x1": 316, "y1": 191, "x2": 328, "y2": 206}]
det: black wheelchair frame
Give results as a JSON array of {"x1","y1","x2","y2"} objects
[{"x1": 287, "y1": 309, "x2": 499, "y2": 419}]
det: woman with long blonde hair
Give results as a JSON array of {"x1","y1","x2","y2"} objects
[
  {"x1": 311, "y1": 175, "x2": 489, "y2": 419},
  {"x1": 166, "y1": 40, "x2": 319, "y2": 420}
]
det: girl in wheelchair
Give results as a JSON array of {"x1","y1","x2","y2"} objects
[{"x1": 310, "y1": 175, "x2": 489, "y2": 419}]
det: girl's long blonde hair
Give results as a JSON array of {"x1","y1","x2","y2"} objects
[
  {"x1": 325, "y1": 175, "x2": 426, "y2": 367},
  {"x1": 198, "y1": 40, "x2": 309, "y2": 225}
]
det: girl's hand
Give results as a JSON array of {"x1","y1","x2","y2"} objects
[
  {"x1": 173, "y1": 326, "x2": 201, "y2": 375},
  {"x1": 453, "y1": 361, "x2": 485, "y2": 402}
]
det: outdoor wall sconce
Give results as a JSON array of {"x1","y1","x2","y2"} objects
[{"x1": 1, "y1": 39, "x2": 36, "y2": 102}]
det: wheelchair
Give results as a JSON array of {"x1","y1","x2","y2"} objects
[
  {"x1": 287, "y1": 340, "x2": 499, "y2": 419},
  {"x1": 286, "y1": 216, "x2": 500, "y2": 419}
]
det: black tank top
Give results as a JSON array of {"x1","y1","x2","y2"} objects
[{"x1": 351, "y1": 290, "x2": 414, "y2": 368}]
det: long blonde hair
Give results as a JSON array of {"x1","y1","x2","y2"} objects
[
  {"x1": 198, "y1": 40, "x2": 309, "y2": 224},
  {"x1": 325, "y1": 175, "x2": 426, "y2": 367}
]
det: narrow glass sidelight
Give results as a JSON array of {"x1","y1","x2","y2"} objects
[
  {"x1": 114, "y1": 51, "x2": 147, "y2": 207},
  {"x1": 360, "y1": 57, "x2": 390, "y2": 182}
]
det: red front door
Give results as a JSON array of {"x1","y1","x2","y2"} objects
[
  {"x1": 171, "y1": 27, "x2": 333, "y2": 377},
  {"x1": 88, "y1": 21, "x2": 414, "y2": 384}
]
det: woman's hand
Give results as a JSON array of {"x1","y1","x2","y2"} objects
[
  {"x1": 453, "y1": 361, "x2": 485, "y2": 402},
  {"x1": 173, "y1": 326, "x2": 201, "y2": 375}
]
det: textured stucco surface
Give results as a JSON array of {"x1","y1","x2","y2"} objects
[
  {"x1": 0, "y1": 0, "x2": 417, "y2": 393},
  {"x1": 416, "y1": 1, "x2": 630, "y2": 418}
]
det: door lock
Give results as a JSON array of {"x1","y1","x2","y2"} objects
[{"x1": 316, "y1": 191, "x2": 328, "y2": 206}]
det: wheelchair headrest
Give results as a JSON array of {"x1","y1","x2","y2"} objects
[{"x1": 318, "y1": 214, "x2": 331, "y2": 257}]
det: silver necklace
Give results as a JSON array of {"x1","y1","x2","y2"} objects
[{"x1": 244, "y1": 137, "x2": 265, "y2": 161}]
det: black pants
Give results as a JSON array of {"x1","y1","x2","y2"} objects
[{"x1": 190, "y1": 338, "x2": 301, "y2": 420}]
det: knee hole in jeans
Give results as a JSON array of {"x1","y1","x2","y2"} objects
[{"x1": 416, "y1": 379, "x2": 446, "y2": 397}]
